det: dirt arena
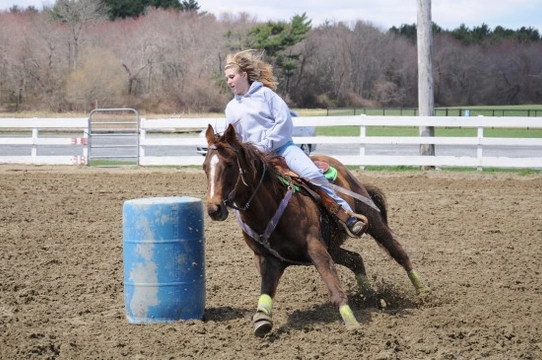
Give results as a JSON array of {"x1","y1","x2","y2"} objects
[{"x1": 0, "y1": 165, "x2": 540, "y2": 359}]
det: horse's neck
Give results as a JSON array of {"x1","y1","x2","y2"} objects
[{"x1": 239, "y1": 173, "x2": 283, "y2": 219}]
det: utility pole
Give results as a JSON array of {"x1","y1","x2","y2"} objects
[{"x1": 417, "y1": 0, "x2": 435, "y2": 168}]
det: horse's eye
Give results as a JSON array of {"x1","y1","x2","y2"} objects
[{"x1": 225, "y1": 161, "x2": 234, "y2": 169}]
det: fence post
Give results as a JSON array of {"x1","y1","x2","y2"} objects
[
  {"x1": 139, "y1": 118, "x2": 147, "y2": 160},
  {"x1": 83, "y1": 118, "x2": 89, "y2": 165},
  {"x1": 31, "y1": 126, "x2": 38, "y2": 163},
  {"x1": 476, "y1": 118, "x2": 484, "y2": 171},
  {"x1": 359, "y1": 115, "x2": 367, "y2": 170}
]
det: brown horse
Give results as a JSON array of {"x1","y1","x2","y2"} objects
[{"x1": 203, "y1": 124, "x2": 430, "y2": 337}]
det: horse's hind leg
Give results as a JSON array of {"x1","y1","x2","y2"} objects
[
  {"x1": 367, "y1": 219, "x2": 431, "y2": 296},
  {"x1": 328, "y1": 247, "x2": 373, "y2": 294}
]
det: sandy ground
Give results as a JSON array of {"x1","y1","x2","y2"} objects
[{"x1": 0, "y1": 165, "x2": 541, "y2": 359}]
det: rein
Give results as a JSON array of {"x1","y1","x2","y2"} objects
[
  {"x1": 224, "y1": 153, "x2": 267, "y2": 211},
  {"x1": 310, "y1": 179, "x2": 380, "y2": 212}
]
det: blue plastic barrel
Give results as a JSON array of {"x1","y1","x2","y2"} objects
[{"x1": 123, "y1": 197, "x2": 205, "y2": 323}]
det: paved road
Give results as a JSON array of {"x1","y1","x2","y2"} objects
[
  {"x1": 312, "y1": 143, "x2": 542, "y2": 158},
  {"x1": 2, "y1": 135, "x2": 542, "y2": 159}
]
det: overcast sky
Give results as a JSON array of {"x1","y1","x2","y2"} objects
[{"x1": 2, "y1": 0, "x2": 541, "y2": 32}]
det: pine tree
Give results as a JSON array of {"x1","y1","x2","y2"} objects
[{"x1": 247, "y1": 13, "x2": 312, "y2": 93}]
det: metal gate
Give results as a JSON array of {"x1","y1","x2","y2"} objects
[{"x1": 88, "y1": 108, "x2": 139, "y2": 166}]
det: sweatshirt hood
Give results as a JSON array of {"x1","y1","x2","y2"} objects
[{"x1": 235, "y1": 81, "x2": 263, "y2": 100}]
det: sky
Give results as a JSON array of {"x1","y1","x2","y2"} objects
[{"x1": 1, "y1": 0, "x2": 541, "y2": 33}]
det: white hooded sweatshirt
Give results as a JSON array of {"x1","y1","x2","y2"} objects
[{"x1": 225, "y1": 81, "x2": 293, "y2": 153}]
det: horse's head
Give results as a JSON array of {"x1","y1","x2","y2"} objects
[{"x1": 202, "y1": 124, "x2": 243, "y2": 221}]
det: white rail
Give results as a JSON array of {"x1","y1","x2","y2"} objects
[
  {"x1": 0, "y1": 118, "x2": 89, "y2": 165},
  {"x1": 294, "y1": 116, "x2": 542, "y2": 169},
  {"x1": 139, "y1": 116, "x2": 542, "y2": 169},
  {"x1": 0, "y1": 116, "x2": 541, "y2": 169}
]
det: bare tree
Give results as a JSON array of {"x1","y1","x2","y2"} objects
[
  {"x1": 66, "y1": 46, "x2": 126, "y2": 111},
  {"x1": 47, "y1": 0, "x2": 107, "y2": 70},
  {"x1": 0, "y1": 11, "x2": 66, "y2": 110},
  {"x1": 1, "y1": 5, "x2": 541, "y2": 113},
  {"x1": 0, "y1": 13, "x2": 17, "y2": 108},
  {"x1": 490, "y1": 42, "x2": 542, "y2": 104}
]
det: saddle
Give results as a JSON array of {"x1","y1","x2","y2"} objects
[{"x1": 271, "y1": 158, "x2": 368, "y2": 233}]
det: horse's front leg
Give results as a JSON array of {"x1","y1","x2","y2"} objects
[
  {"x1": 252, "y1": 254, "x2": 286, "y2": 337},
  {"x1": 307, "y1": 239, "x2": 361, "y2": 330}
]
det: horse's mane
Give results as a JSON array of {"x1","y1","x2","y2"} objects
[
  {"x1": 235, "y1": 141, "x2": 285, "y2": 194},
  {"x1": 209, "y1": 126, "x2": 287, "y2": 195}
]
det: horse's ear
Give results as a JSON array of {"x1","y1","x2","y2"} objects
[
  {"x1": 223, "y1": 124, "x2": 238, "y2": 145},
  {"x1": 205, "y1": 124, "x2": 215, "y2": 144}
]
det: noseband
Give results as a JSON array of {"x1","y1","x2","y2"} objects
[{"x1": 210, "y1": 144, "x2": 267, "y2": 211}]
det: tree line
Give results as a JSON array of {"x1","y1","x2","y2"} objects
[{"x1": 1, "y1": 0, "x2": 541, "y2": 113}]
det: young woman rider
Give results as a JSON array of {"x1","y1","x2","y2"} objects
[{"x1": 223, "y1": 49, "x2": 365, "y2": 237}]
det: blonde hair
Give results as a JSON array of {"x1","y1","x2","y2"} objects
[{"x1": 224, "y1": 49, "x2": 278, "y2": 90}]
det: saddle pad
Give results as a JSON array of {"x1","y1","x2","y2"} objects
[
  {"x1": 323, "y1": 165, "x2": 338, "y2": 182},
  {"x1": 278, "y1": 161, "x2": 338, "y2": 189},
  {"x1": 314, "y1": 161, "x2": 337, "y2": 182}
]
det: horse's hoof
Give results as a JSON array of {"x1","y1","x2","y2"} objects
[
  {"x1": 418, "y1": 287, "x2": 432, "y2": 296},
  {"x1": 417, "y1": 287, "x2": 433, "y2": 302},
  {"x1": 252, "y1": 311, "x2": 273, "y2": 337},
  {"x1": 355, "y1": 274, "x2": 373, "y2": 295},
  {"x1": 345, "y1": 321, "x2": 362, "y2": 331}
]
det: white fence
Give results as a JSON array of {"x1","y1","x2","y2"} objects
[
  {"x1": 0, "y1": 118, "x2": 89, "y2": 165},
  {"x1": 1, "y1": 116, "x2": 541, "y2": 169}
]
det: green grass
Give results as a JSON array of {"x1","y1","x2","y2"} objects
[
  {"x1": 88, "y1": 159, "x2": 139, "y2": 167},
  {"x1": 313, "y1": 104, "x2": 542, "y2": 136},
  {"x1": 323, "y1": 104, "x2": 542, "y2": 117},
  {"x1": 345, "y1": 165, "x2": 541, "y2": 174},
  {"x1": 317, "y1": 126, "x2": 542, "y2": 137}
]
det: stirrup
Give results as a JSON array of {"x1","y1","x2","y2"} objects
[{"x1": 342, "y1": 213, "x2": 368, "y2": 237}]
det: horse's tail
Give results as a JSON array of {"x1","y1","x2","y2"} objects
[{"x1": 365, "y1": 184, "x2": 388, "y2": 225}]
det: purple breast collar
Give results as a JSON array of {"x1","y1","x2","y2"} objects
[{"x1": 234, "y1": 185, "x2": 309, "y2": 265}]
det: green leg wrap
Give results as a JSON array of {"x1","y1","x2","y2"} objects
[
  {"x1": 408, "y1": 269, "x2": 431, "y2": 295},
  {"x1": 339, "y1": 305, "x2": 360, "y2": 329},
  {"x1": 257, "y1": 294, "x2": 273, "y2": 315},
  {"x1": 355, "y1": 274, "x2": 372, "y2": 293}
]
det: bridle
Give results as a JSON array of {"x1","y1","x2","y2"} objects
[{"x1": 210, "y1": 144, "x2": 267, "y2": 212}]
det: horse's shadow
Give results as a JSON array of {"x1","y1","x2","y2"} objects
[
  {"x1": 203, "y1": 306, "x2": 252, "y2": 322},
  {"x1": 278, "y1": 288, "x2": 420, "y2": 332},
  {"x1": 203, "y1": 286, "x2": 422, "y2": 332}
]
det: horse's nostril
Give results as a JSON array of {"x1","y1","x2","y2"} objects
[
  {"x1": 207, "y1": 203, "x2": 227, "y2": 220},
  {"x1": 208, "y1": 208, "x2": 220, "y2": 217},
  {"x1": 207, "y1": 202, "x2": 219, "y2": 214}
]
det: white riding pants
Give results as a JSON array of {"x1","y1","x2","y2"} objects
[{"x1": 275, "y1": 143, "x2": 353, "y2": 214}]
